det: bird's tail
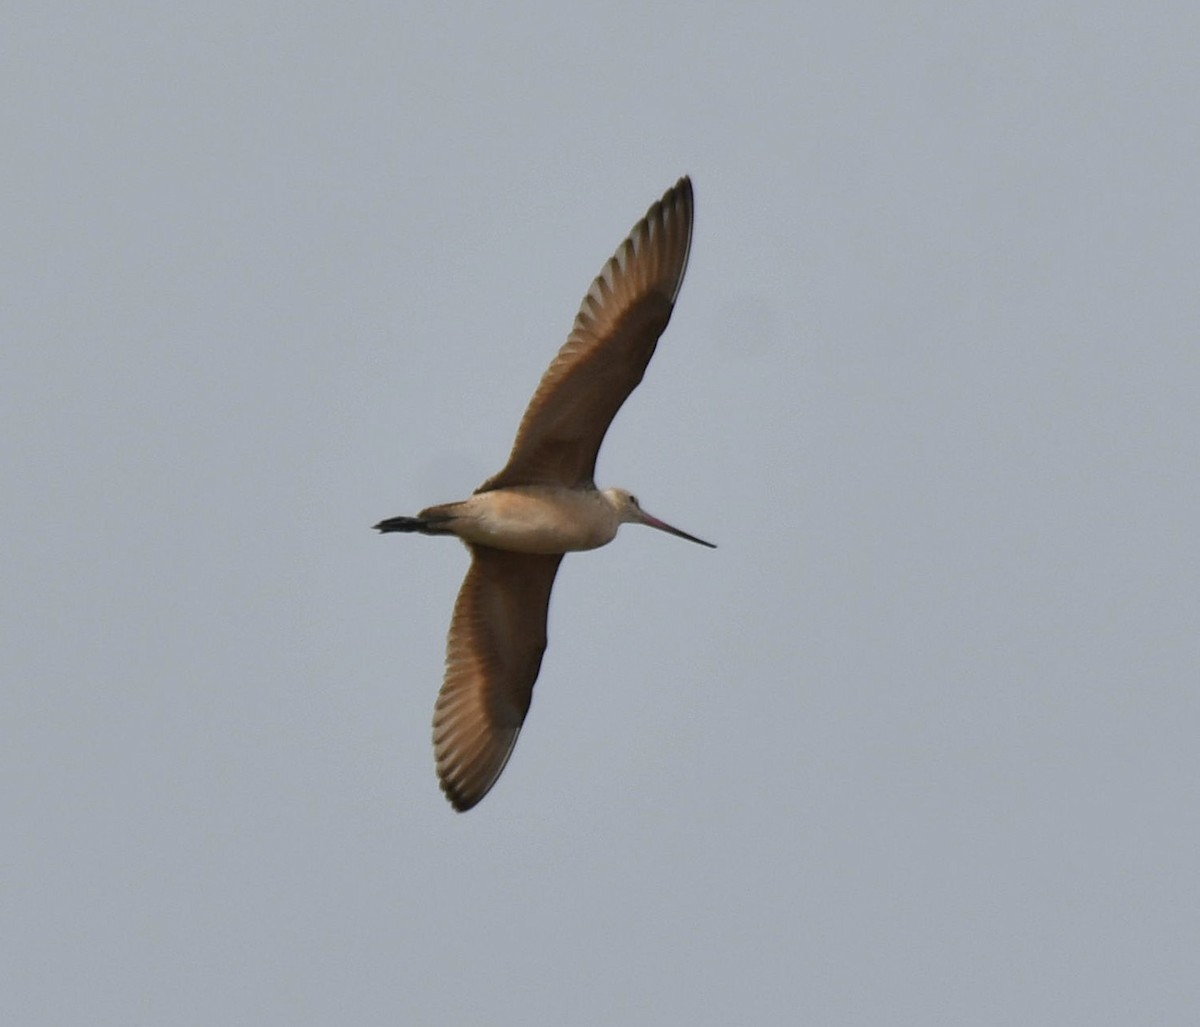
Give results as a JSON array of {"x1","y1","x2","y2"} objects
[{"x1": 373, "y1": 505, "x2": 459, "y2": 536}]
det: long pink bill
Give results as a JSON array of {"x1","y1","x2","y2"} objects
[{"x1": 638, "y1": 509, "x2": 716, "y2": 549}]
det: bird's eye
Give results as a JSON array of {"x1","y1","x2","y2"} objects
[{"x1": 629, "y1": 495, "x2": 639, "y2": 506}]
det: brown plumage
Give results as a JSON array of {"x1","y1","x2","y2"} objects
[
  {"x1": 376, "y1": 177, "x2": 712, "y2": 812},
  {"x1": 478, "y1": 178, "x2": 694, "y2": 492},
  {"x1": 433, "y1": 547, "x2": 562, "y2": 811}
]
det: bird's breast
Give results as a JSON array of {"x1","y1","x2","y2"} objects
[{"x1": 453, "y1": 487, "x2": 618, "y2": 554}]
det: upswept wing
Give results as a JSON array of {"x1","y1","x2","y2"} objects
[
  {"x1": 433, "y1": 545, "x2": 564, "y2": 811},
  {"x1": 477, "y1": 177, "x2": 694, "y2": 491}
]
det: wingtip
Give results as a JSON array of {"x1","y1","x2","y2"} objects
[
  {"x1": 444, "y1": 788, "x2": 481, "y2": 813},
  {"x1": 665, "y1": 174, "x2": 693, "y2": 211}
]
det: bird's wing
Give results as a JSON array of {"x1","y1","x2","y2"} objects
[
  {"x1": 433, "y1": 544, "x2": 564, "y2": 811},
  {"x1": 477, "y1": 177, "x2": 694, "y2": 492}
]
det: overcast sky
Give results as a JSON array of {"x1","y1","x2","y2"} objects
[{"x1": 5, "y1": 4, "x2": 1199, "y2": 1024}]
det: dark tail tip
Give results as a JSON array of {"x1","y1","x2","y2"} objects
[{"x1": 373, "y1": 515, "x2": 427, "y2": 534}]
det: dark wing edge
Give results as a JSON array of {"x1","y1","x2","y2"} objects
[{"x1": 432, "y1": 545, "x2": 564, "y2": 811}]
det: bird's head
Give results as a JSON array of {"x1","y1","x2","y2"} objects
[{"x1": 602, "y1": 488, "x2": 715, "y2": 548}]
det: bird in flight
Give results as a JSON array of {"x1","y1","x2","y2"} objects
[{"x1": 376, "y1": 177, "x2": 714, "y2": 811}]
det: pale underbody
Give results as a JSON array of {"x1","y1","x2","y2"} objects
[{"x1": 421, "y1": 486, "x2": 622, "y2": 554}]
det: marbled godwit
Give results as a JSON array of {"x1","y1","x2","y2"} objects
[{"x1": 376, "y1": 177, "x2": 714, "y2": 811}]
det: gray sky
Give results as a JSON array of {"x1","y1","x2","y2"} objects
[{"x1": 5, "y1": 4, "x2": 1199, "y2": 1024}]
